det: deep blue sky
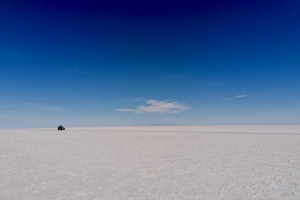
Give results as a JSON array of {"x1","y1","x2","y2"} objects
[{"x1": 1, "y1": 0, "x2": 300, "y2": 127}]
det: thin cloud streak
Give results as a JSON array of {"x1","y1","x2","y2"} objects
[
  {"x1": 235, "y1": 95, "x2": 247, "y2": 98},
  {"x1": 224, "y1": 94, "x2": 247, "y2": 100},
  {"x1": 115, "y1": 109, "x2": 135, "y2": 112},
  {"x1": 133, "y1": 97, "x2": 145, "y2": 102}
]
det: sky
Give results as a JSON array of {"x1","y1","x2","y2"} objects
[{"x1": 1, "y1": 0, "x2": 300, "y2": 128}]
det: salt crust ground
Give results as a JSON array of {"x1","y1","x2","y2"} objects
[{"x1": 1, "y1": 126, "x2": 299, "y2": 200}]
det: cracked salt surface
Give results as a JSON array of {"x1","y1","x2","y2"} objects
[{"x1": 1, "y1": 126, "x2": 299, "y2": 199}]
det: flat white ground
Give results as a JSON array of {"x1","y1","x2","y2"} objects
[{"x1": 1, "y1": 126, "x2": 299, "y2": 200}]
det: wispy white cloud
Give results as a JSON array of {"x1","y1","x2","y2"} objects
[
  {"x1": 116, "y1": 109, "x2": 135, "y2": 112},
  {"x1": 116, "y1": 99, "x2": 191, "y2": 114},
  {"x1": 235, "y1": 95, "x2": 247, "y2": 98},
  {"x1": 224, "y1": 94, "x2": 247, "y2": 100},
  {"x1": 137, "y1": 100, "x2": 190, "y2": 114}
]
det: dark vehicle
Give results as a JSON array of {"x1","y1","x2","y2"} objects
[{"x1": 58, "y1": 125, "x2": 65, "y2": 130}]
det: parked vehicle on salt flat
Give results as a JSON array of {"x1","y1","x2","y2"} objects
[{"x1": 58, "y1": 125, "x2": 65, "y2": 130}]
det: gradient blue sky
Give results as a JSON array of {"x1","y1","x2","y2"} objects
[{"x1": 1, "y1": 0, "x2": 300, "y2": 128}]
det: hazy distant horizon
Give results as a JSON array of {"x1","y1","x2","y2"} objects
[{"x1": 1, "y1": 123, "x2": 300, "y2": 129}]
